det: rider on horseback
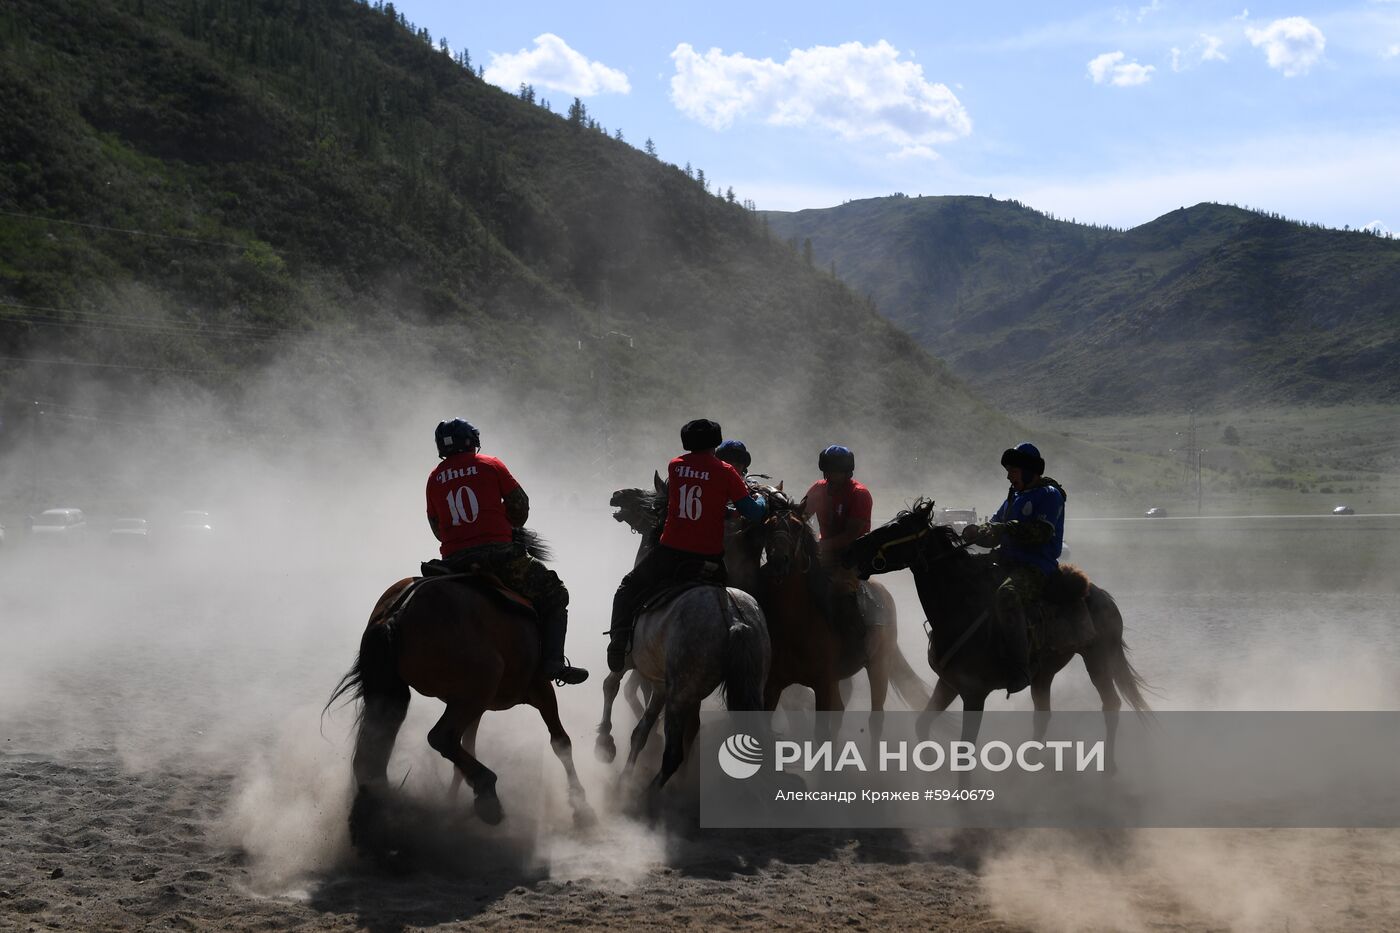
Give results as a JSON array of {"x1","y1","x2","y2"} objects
[
  {"x1": 960, "y1": 442, "x2": 1066, "y2": 694},
  {"x1": 802, "y1": 445, "x2": 873, "y2": 649},
  {"x1": 715, "y1": 439, "x2": 752, "y2": 477},
  {"x1": 606, "y1": 419, "x2": 768, "y2": 673},
  {"x1": 427, "y1": 419, "x2": 588, "y2": 686}
]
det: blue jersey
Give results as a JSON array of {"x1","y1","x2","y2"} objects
[{"x1": 992, "y1": 482, "x2": 1065, "y2": 575}]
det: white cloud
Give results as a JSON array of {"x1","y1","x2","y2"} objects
[
  {"x1": 1246, "y1": 17, "x2": 1326, "y2": 76},
  {"x1": 668, "y1": 40, "x2": 972, "y2": 154},
  {"x1": 1172, "y1": 34, "x2": 1229, "y2": 71},
  {"x1": 1361, "y1": 220, "x2": 1391, "y2": 235},
  {"x1": 1088, "y1": 51, "x2": 1156, "y2": 86},
  {"x1": 1387, "y1": 43, "x2": 1400, "y2": 58},
  {"x1": 483, "y1": 34, "x2": 630, "y2": 97}
]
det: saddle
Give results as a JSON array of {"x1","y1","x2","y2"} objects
[
  {"x1": 417, "y1": 559, "x2": 538, "y2": 619},
  {"x1": 637, "y1": 580, "x2": 712, "y2": 615}
]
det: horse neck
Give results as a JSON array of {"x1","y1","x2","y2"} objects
[{"x1": 910, "y1": 545, "x2": 980, "y2": 651}]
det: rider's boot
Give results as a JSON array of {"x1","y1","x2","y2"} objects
[
  {"x1": 996, "y1": 587, "x2": 1032, "y2": 695},
  {"x1": 540, "y1": 605, "x2": 588, "y2": 685},
  {"x1": 606, "y1": 588, "x2": 634, "y2": 674}
]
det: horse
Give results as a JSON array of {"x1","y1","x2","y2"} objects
[
  {"x1": 596, "y1": 476, "x2": 763, "y2": 762},
  {"x1": 325, "y1": 533, "x2": 594, "y2": 854},
  {"x1": 620, "y1": 583, "x2": 770, "y2": 797},
  {"x1": 751, "y1": 493, "x2": 931, "y2": 737},
  {"x1": 845, "y1": 499, "x2": 1150, "y2": 765}
]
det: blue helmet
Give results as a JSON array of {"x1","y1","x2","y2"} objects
[
  {"x1": 435, "y1": 419, "x2": 480, "y2": 458},
  {"x1": 1000, "y1": 442, "x2": 1044, "y2": 476},
  {"x1": 715, "y1": 440, "x2": 751, "y2": 472},
  {"x1": 818, "y1": 444, "x2": 855, "y2": 475}
]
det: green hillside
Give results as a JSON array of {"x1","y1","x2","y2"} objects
[
  {"x1": 764, "y1": 196, "x2": 1400, "y2": 415},
  {"x1": 0, "y1": 0, "x2": 1074, "y2": 500}
]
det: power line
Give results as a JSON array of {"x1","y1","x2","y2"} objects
[
  {"x1": 0, "y1": 355, "x2": 234, "y2": 375},
  {"x1": 0, "y1": 207, "x2": 251, "y2": 250}
]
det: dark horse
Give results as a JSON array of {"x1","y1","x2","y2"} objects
[
  {"x1": 326, "y1": 532, "x2": 594, "y2": 852},
  {"x1": 753, "y1": 492, "x2": 930, "y2": 724},
  {"x1": 846, "y1": 500, "x2": 1150, "y2": 761}
]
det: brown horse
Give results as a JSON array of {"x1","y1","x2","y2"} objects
[
  {"x1": 753, "y1": 494, "x2": 931, "y2": 728},
  {"x1": 326, "y1": 570, "x2": 594, "y2": 854}
]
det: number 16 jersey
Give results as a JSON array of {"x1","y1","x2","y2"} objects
[
  {"x1": 426, "y1": 451, "x2": 520, "y2": 556},
  {"x1": 659, "y1": 451, "x2": 750, "y2": 555}
]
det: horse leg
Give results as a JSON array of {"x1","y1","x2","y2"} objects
[
  {"x1": 957, "y1": 691, "x2": 989, "y2": 792},
  {"x1": 652, "y1": 701, "x2": 696, "y2": 792},
  {"x1": 916, "y1": 678, "x2": 958, "y2": 738},
  {"x1": 427, "y1": 702, "x2": 502, "y2": 824},
  {"x1": 1083, "y1": 646, "x2": 1124, "y2": 775},
  {"x1": 595, "y1": 668, "x2": 624, "y2": 763},
  {"x1": 449, "y1": 714, "x2": 483, "y2": 803},
  {"x1": 1031, "y1": 674, "x2": 1052, "y2": 743},
  {"x1": 813, "y1": 676, "x2": 845, "y2": 745},
  {"x1": 532, "y1": 683, "x2": 597, "y2": 827},
  {"x1": 623, "y1": 688, "x2": 666, "y2": 776},
  {"x1": 866, "y1": 650, "x2": 890, "y2": 753},
  {"x1": 624, "y1": 669, "x2": 647, "y2": 719}
]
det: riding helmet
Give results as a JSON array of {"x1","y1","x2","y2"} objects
[
  {"x1": 1000, "y1": 442, "x2": 1045, "y2": 476},
  {"x1": 435, "y1": 419, "x2": 481, "y2": 457},
  {"x1": 818, "y1": 444, "x2": 855, "y2": 475},
  {"x1": 680, "y1": 419, "x2": 723, "y2": 452},
  {"x1": 715, "y1": 439, "x2": 752, "y2": 472}
]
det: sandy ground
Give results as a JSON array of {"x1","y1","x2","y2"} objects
[{"x1": 5, "y1": 517, "x2": 1400, "y2": 932}]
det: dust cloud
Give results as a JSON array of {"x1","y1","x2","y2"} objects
[{"x1": 2, "y1": 338, "x2": 1399, "y2": 930}]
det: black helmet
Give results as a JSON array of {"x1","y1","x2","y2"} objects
[
  {"x1": 1000, "y1": 442, "x2": 1044, "y2": 476},
  {"x1": 680, "y1": 418, "x2": 723, "y2": 452},
  {"x1": 715, "y1": 440, "x2": 751, "y2": 472},
  {"x1": 435, "y1": 419, "x2": 480, "y2": 458},
  {"x1": 818, "y1": 444, "x2": 855, "y2": 475}
]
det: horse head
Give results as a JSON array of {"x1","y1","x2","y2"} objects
[
  {"x1": 610, "y1": 486, "x2": 664, "y2": 536},
  {"x1": 750, "y1": 489, "x2": 811, "y2": 581},
  {"x1": 846, "y1": 498, "x2": 940, "y2": 576}
]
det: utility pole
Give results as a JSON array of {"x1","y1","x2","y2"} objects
[{"x1": 1172, "y1": 410, "x2": 1206, "y2": 515}]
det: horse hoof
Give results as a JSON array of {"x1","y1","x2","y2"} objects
[
  {"x1": 594, "y1": 735, "x2": 617, "y2": 764},
  {"x1": 475, "y1": 794, "x2": 504, "y2": 825},
  {"x1": 915, "y1": 714, "x2": 933, "y2": 738},
  {"x1": 573, "y1": 804, "x2": 599, "y2": 829}
]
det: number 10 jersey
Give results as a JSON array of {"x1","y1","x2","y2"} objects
[{"x1": 426, "y1": 452, "x2": 521, "y2": 556}]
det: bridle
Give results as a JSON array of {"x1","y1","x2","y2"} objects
[
  {"x1": 759, "y1": 508, "x2": 811, "y2": 579},
  {"x1": 866, "y1": 515, "x2": 968, "y2": 573}
]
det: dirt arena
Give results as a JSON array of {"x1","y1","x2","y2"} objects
[{"x1": 4, "y1": 505, "x2": 1400, "y2": 932}]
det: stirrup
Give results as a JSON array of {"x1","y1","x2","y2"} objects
[{"x1": 549, "y1": 659, "x2": 589, "y2": 686}]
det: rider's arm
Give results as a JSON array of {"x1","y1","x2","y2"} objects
[
  {"x1": 427, "y1": 512, "x2": 443, "y2": 542},
  {"x1": 734, "y1": 493, "x2": 766, "y2": 521},
  {"x1": 1001, "y1": 517, "x2": 1056, "y2": 545},
  {"x1": 504, "y1": 488, "x2": 530, "y2": 527}
]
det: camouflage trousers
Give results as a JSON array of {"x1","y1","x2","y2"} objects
[
  {"x1": 444, "y1": 543, "x2": 569, "y2": 616},
  {"x1": 996, "y1": 563, "x2": 1047, "y2": 651}
]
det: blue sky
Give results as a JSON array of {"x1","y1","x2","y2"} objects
[{"x1": 393, "y1": 1, "x2": 1400, "y2": 231}]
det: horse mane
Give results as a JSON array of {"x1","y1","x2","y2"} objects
[{"x1": 512, "y1": 526, "x2": 552, "y2": 562}]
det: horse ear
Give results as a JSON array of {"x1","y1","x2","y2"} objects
[
  {"x1": 777, "y1": 480, "x2": 784, "y2": 493},
  {"x1": 654, "y1": 471, "x2": 667, "y2": 495}
]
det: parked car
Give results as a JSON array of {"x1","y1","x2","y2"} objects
[
  {"x1": 1331, "y1": 505, "x2": 1355, "y2": 516},
  {"x1": 168, "y1": 510, "x2": 215, "y2": 544},
  {"x1": 937, "y1": 508, "x2": 979, "y2": 533},
  {"x1": 1144, "y1": 507, "x2": 1168, "y2": 518},
  {"x1": 108, "y1": 517, "x2": 152, "y2": 547},
  {"x1": 31, "y1": 508, "x2": 88, "y2": 545}
]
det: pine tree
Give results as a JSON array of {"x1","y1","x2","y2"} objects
[{"x1": 644, "y1": 137, "x2": 657, "y2": 157}]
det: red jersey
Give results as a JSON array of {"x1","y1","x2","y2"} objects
[
  {"x1": 425, "y1": 452, "x2": 521, "y2": 556},
  {"x1": 804, "y1": 478, "x2": 873, "y2": 542},
  {"x1": 659, "y1": 452, "x2": 751, "y2": 555}
]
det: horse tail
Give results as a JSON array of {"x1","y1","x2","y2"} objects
[
  {"x1": 1088, "y1": 585, "x2": 1153, "y2": 713},
  {"x1": 886, "y1": 640, "x2": 933, "y2": 710},
  {"x1": 720, "y1": 591, "x2": 768, "y2": 712},
  {"x1": 326, "y1": 619, "x2": 411, "y2": 789}
]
